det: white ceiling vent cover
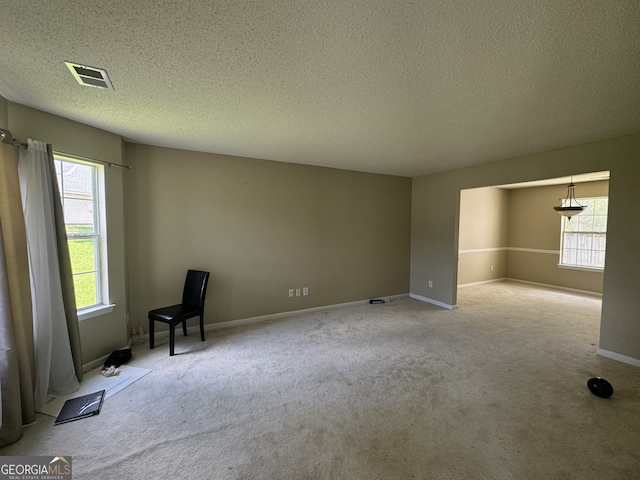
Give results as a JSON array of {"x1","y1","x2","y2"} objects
[{"x1": 65, "y1": 62, "x2": 113, "y2": 89}]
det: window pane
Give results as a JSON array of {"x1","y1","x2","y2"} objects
[
  {"x1": 73, "y1": 272, "x2": 98, "y2": 309},
  {"x1": 593, "y1": 251, "x2": 606, "y2": 268},
  {"x1": 62, "y1": 162, "x2": 94, "y2": 197},
  {"x1": 577, "y1": 249, "x2": 591, "y2": 266},
  {"x1": 593, "y1": 199, "x2": 608, "y2": 215},
  {"x1": 56, "y1": 156, "x2": 106, "y2": 312},
  {"x1": 579, "y1": 215, "x2": 595, "y2": 232},
  {"x1": 563, "y1": 248, "x2": 577, "y2": 265},
  {"x1": 560, "y1": 196, "x2": 608, "y2": 269},
  {"x1": 593, "y1": 215, "x2": 607, "y2": 232},
  {"x1": 64, "y1": 198, "x2": 95, "y2": 233},
  {"x1": 68, "y1": 238, "x2": 98, "y2": 309},
  {"x1": 564, "y1": 218, "x2": 578, "y2": 232},
  {"x1": 593, "y1": 234, "x2": 606, "y2": 251},
  {"x1": 68, "y1": 238, "x2": 97, "y2": 274},
  {"x1": 564, "y1": 233, "x2": 578, "y2": 248},
  {"x1": 55, "y1": 160, "x2": 63, "y2": 189},
  {"x1": 577, "y1": 234, "x2": 592, "y2": 250}
]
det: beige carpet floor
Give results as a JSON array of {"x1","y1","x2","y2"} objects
[{"x1": 2, "y1": 281, "x2": 639, "y2": 479}]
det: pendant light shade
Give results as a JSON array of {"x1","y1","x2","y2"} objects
[{"x1": 553, "y1": 182, "x2": 586, "y2": 220}]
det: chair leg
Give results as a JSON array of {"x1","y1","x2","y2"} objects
[
  {"x1": 169, "y1": 324, "x2": 176, "y2": 356},
  {"x1": 149, "y1": 318, "x2": 155, "y2": 349},
  {"x1": 200, "y1": 313, "x2": 205, "y2": 341},
  {"x1": 182, "y1": 319, "x2": 188, "y2": 336}
]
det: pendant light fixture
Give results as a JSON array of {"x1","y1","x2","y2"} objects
[{"x1": 553, "y1": 179, "x2": 586, "y2": 220}]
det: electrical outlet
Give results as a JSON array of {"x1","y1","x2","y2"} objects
[
  {"x1": 303, "y1": 287, "x2": 309, "y2": 296},
  {"x1": 289, "y1": 289, "x2": 294, "y2": 297},
  {"x1": 491, "y1": 265, "x2": 494, "y2": 272},
  {"x1": 296, "y1": 288, "x2": 301, "y2": 297},
  {"x1": 428, "y1": 280, "x2": 433, "y2": 288}
]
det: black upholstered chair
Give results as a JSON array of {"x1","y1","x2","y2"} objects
[{"x1": 148, "y1": 270, "x2": 210, "y2": 356}]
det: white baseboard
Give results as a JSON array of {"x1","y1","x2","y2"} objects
[
  {"x1": 505, "y1": 278, "x2": 602, "y2": 297},
  {"x1": 82, "y1": 344, "x2": 131, "y2": 373},
  {"x1": 119, "y1": 293, "x2": 640, "y2": 374},
  {"x1": 457, "y1": 277, "x2": 601, "y2": 297},
  {"x1": 83, "y1": 357, "x2": 107, "y2": 373},
  {"x1": 145, "y1": 293, "x2": 410, "y2": 340},
  {"x1": 408, "y1": 293, "x2": 454, "y2": 310},
  {"x1": 457, "y1": 278, "x2": 507, "y2": 288},
  {"x1": 596, "y1": 348, "x2": 640, "y2": 368}
]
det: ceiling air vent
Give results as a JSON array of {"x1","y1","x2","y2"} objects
[{"x1": 64, "y1": 61, "x2": 113, "y2": 89}]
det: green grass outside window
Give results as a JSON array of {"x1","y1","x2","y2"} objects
[{"x1": 68, "y1": 237, "x2": 98, "y2": 308}]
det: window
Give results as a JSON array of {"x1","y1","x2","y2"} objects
[
  {"x1": 559, "y1": 197, "x2": 608, "y2": 270},
  {"x1": 55, "y1": 155, "x2": 109, "y2": 312}
]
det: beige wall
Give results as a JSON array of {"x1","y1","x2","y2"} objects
[
  {"x1": 0, "y1": 95, "x2": 8, "y2": 126},
  {"x1": 411, "y1": 133, "x2": 640, "y2": 362},
  {"x1": 6, "y1": 102, "x2": 129, "y2": 366},
  {"x1": 457, "y1": 187, "x2": 508, "y2": 285},
  {"x1": 5, "y1": 96, "x2": 639, "y2": 366},
  {"x1": 506, "y1": 180, "x2": 608, "y2": 292},
  {"x1": 4, "y1": 100, "x2": 411, "y2": 365},
  {"x1": 458, "y1": 181, "x2": 608, "y2": 293},
  {"x1": 124, "y1": 144, "x2": 412, "y2": 328}
]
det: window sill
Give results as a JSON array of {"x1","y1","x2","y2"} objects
[
  {"x1": 557, "y1": 264, "x2": 604, "y2": 273},
  {"x1": 78, "y1": 304, "x2": 115, "y2": 321}
]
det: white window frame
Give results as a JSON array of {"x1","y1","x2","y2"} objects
[
  {"x1": 558, "y1": 196, "x2": 608, "y2": 271},
  {"x1": 55, "y1": 154, "x2": 113, "y2": 319}
]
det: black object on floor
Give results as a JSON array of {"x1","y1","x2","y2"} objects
[
  {"x1": 103, "y1": 348, "x2": 132, "y2": 369},
  {"x1": 54, "y1": 390, "x2": 106, "y2": 425},
  {"x1": 369, "y1": 298, "x2": 389, "y2": 304},
  {"x1": 587, "y1": 377, "x2": 614, "y2": 398}
]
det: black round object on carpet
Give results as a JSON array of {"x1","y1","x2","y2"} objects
[{"x1": 587, "y1": 377, "x2": 614, "y2": 398}]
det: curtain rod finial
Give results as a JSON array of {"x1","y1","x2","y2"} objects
[
  {"x1": 0, "y1": 128, "x2": 27, "y2": 147},
  {"x1": 0, "y1": 128, "x2": 14, "y2": 145}
]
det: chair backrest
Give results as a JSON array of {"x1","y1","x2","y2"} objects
[{"x1": 182, "y1": 270, "x2": 210, "y2": 309}]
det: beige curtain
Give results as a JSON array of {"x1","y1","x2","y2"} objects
[
  {"x1": 0, "y1": 142, "x2": 36, "y2": 446},
  {"x1": 18, "y1": 140, "x2": 82, "y2": 410},
  {"x1": 47, "y1": 144, "x2": 83, "y2": 382},
  {"x1": 0, "y1": 139, "x2": 83, "y2": 446}
]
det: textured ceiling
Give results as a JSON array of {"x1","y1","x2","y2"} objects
[{"x1": 1, "y1": 0, "x2": 639, "y2": 177}]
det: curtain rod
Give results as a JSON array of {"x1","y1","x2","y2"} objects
[
  {"x1": 0, "y1": 128, "x2": 130, "y2": 169},
  {"x1": 54, "y1": 150, "x2": 131, "y2": 170},
  {"x1": 0, "y1": 127, "x2": 28, "y2": 148}
]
